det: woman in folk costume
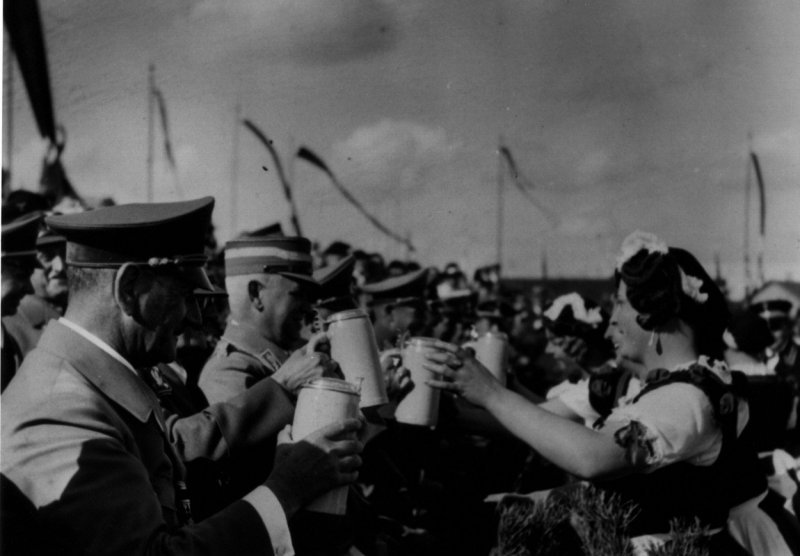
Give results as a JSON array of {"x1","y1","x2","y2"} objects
[
  {"x1": 540, "y1": 292, "x2": 646, "y2": 427},
  {"x1": 426, "y1": 231, "x2": 800, "y2": 555}
]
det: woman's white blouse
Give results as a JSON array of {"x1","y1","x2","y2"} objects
[{"x1": 597, "y1": 357, "x2": 749, "y2": 471}]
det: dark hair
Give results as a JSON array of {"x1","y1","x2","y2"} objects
[{"x1": 616, "y1": 247, "x2": 729, "y2": 359}]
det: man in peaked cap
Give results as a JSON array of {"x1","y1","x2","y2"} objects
[
  {"x1": 33, "y1": 228, "x2": 69, "y2": 312},
  {"x1": 198, "y1": 235, "x2": 332, "y2": 406},
  {"x1": 752, "y1": 299, "x2": 800, "y2": 380},
  {"x1": 361, "y1": 267, "x2": 429, "y2": 350},
  {"x1": 1, "y1": 198, "x2": 362, "y2": 555},
  {"x1": 313, "y1": 254, "x2": 358, "y2": 320},
  {"x1": 1, "y1": 212, "x2": 43, "y2": 391},
  {"x1": 3, "y1": 229, "x2": 67, "y2": 360},
  {"x1": 321, "y1": 240, "x2": 351, "y2": 269}
]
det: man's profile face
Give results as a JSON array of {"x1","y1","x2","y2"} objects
[
  {"x1": 134, "y1": 271, "x2": 201, "y2": 365},
  {"x1": 263, "y1": 274, "x2": 312, "y2": 347},
  {"x1": 36, "y1": 243, "x2": 68, "y2": 303},
  {"x1": 1, "y1": 258, "x2": 36, "y2": 316},
  {"x1": 391, "y1": 303, "x2": 426, "y2": 337}
]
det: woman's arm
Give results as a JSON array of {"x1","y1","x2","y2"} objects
[
  {"x1": 425, "y1": 341, "x2": 634, "y2": 479},
  {"x1": 483, "y1": 386, "x2": 631, "y2": 479},
  {"x1": 538, "y1": 397, "x2": 584, "y2": 422}
]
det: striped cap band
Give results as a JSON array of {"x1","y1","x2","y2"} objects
[{"x1": 225, "y1": 243, "x2": 313, "y2": 277}]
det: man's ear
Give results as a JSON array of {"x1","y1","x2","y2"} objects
[
  {"x1": 248, "y1": 280, "x2": 264, "y2": 311},
  {"x1": 113, "y1": 263, "x2": 143, "y2": 318}
]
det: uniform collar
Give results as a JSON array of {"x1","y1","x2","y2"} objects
[
  {"x1": 38, "y1": 320, "x2": 161, "y2": 425},
  {"x1": 58, "y1": 317, "x2": 138, "y2": 376},
  {"x1": 221, "y1": 319, "x2": 289, "y2": 363}
]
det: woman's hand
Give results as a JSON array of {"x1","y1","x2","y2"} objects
[{"x1": 422, "y1": 339, "x2": 504, "y2": 408}]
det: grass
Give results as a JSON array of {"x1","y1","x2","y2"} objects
[{"x1": 492, "y1": 484, "x2": 712, "y2": 556}]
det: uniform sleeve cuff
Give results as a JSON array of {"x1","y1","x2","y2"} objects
[{"x1": 244, "y1": 485, "x2": 295, "y2": 556}]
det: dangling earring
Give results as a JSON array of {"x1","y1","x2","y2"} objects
[{"x1": 649, "y1": 330, "x2": 663, "y2": 355}]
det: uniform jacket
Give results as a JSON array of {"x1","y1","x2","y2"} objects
[
  {"x1": 1, "y1": 320, "x2": 274, "y2": 555},
  {"x1": 144, "y1": 361, "x2": 295, "y2": 517},
  {"x1": 2, "y1": 294, "x2": 61, "y2": 357},
  {"x1": 199, "y1": 320, "x2": 289, "y2": 405}
]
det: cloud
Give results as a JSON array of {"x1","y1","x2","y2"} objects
[
  {"x1": 187, "y1": 0, "x2": 399, "y2": 65},
  {"x1": 325, "y1": 119, "x2": 462, "y2": 200}
]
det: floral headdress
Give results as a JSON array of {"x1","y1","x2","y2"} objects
[
  {"x1": 679, "y1": 268, "x2": 708, "y2": 304},
  {"x1": 615, "y1": 230, "x2": 668, "y2": 271},
  {"x1": 616, "y1": 230, "x2": 708, "y2": 305},
  {"x1": 544, "y1": 293, "x2": 604, "y2": 328}
]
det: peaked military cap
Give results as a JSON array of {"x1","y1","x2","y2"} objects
[
  {"x1": 322, "y1": 240, "x2": 351, "y2": 258},
  {"x1": 314, "y1": 255, "x2": 356, "y2": 309},
  {"x1": 476, "y1": 299, "x2": 515, "y2": 321},
  {"x1": 246, "y1": 222, "x2": 285, "y2": 238},
  {"x1": 36, "y1": 226, "x2": 66, "y2": 249},
  {"x1": 439, "y1": 289, "x2": 477, "y2": 316},
  {"x1": 751, "y1": 298, "x2": 793, "y2": 331},
  {"x1": 224, "y1": 235, "x2": 317, "y2": 286},
  {"x1": 45, "y1": 197, "x2": 214, "y2": 290},
  {"x1": 725, "y1": 310, "x2": 774, "y2": 354},
  {"x1": 361, "y1": 267, "x2": 429, "y2": 307},
  {"x1": 2, "y1": 212, "x2": 43, "y2": 260}
]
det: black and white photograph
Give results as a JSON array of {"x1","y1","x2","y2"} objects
[{"x1": 2, "y1": 1, "x2": 800, "y2": 555}]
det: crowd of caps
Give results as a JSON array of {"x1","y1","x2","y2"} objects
[{"x1": 2, "y1": 190, "x2": 800, "y2": 555}]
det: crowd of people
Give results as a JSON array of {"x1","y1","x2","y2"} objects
[{"x1": 2, "y1": 191, "x2": 800, "y2": 556}]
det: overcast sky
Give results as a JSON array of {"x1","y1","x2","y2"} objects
[{"x1": 3, "y1": 0, "x2": 800, "y2": 298}]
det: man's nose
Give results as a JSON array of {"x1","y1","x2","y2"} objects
[{"x1": 50, "y1": 255, "x2": 65, "y2": 275}]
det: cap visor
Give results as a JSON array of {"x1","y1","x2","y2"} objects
[
  {"x1": 182, "y1": 266, "x2": 214, "y2": 292},
  {"x1": 280, "y1": 272, "x2": 320, "y2": 289},
  {"x1": 194, "y1": 284, "x2": 228, "y2": 298}
]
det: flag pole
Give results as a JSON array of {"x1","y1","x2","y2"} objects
[
  {"x1": 750, "y1": 151, "x2": 767, "y2": 287},
  {"x1": 496, "y1": 135, "x2": 504, "y2": 270},
  {"x1": 744, "y1": 135, "x2": 752, "y2": 296},
  {"x1": 146, "y1": 64, "x2": 155, "y2": 202},
  {"x1": 284, "y1": 134, "x2": 302, "y2": 237},
  {"x1": 3, "y1": 34, "x2": 15, "y2": 198},
  {"x1": 230, "y1": 101, "x2": 241, "y2": 236}
]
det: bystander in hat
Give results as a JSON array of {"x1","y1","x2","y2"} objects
[
  {"x1": 361, "y1": 267, "x2": 429, "y2": 310},
  {"x1": 314, "y1": 254, "x2": 357, "y2": 316},
  {"x1": 361, "y1": 267, "x2": 430, "y2": 348},
  {"x1": 2, "y1": 212, "x2": 44, "y2": 316}
]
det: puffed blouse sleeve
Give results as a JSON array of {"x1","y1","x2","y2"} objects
[
  {"x1": 598, "y1": 382, "x2": 723, "y2": 470},
  {"x1": 554, "y1": 379, "x2": 602, "y2": 425}
]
